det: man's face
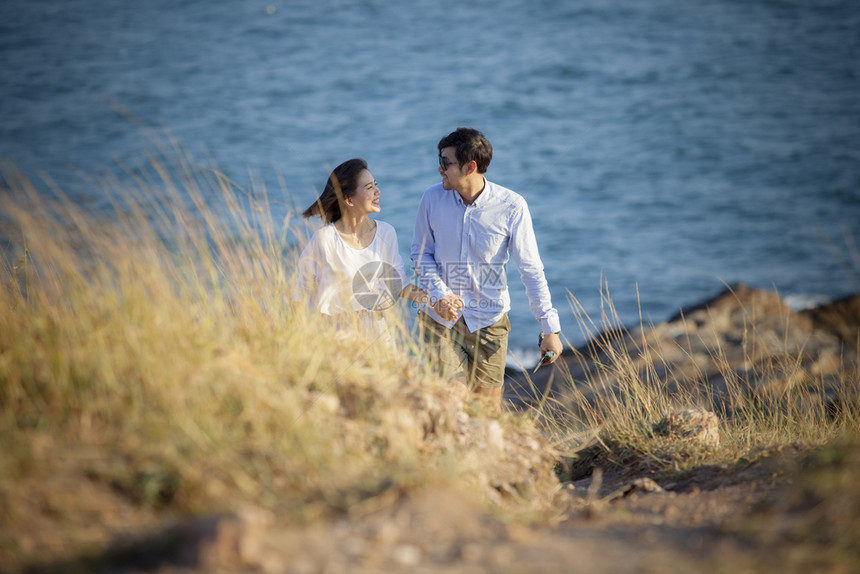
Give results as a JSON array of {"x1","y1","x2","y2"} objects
[{"x1": 438, "y1": 146, "x2": 464, "y2": 191}]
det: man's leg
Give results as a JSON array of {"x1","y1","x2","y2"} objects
[
  {"x1": 466, "y1": 314, "x2": 510, "y2": 411},
  {"x1": 418, "y1": 312, "x2": 510, "y2": 409},
  {"x1": 417, "y1": 311, "x2": 468, "y2": 386}
]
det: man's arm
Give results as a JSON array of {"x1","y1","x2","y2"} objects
[
  {"x1": 509, "y1": 200, "x2": 563, "y2": 360},
  {"x1": 411, "y1": 192, "x2": 456, "y2": 307},
  {"x1": 411, "y1": 192, "x2": 464, "y2": 322}
]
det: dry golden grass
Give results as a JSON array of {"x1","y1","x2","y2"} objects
[
  {"x1": 0, "y1": 164, "x2": 405, "y2": 505},
  {"x1": 1, "y1": 148, "x2": 858, "y2": 571},
  {"x1": 527, "y1": 280, "x2": 859, "y2": 480},
  {"x1": 0, "y1": 155, "x2": 559, "y2": 568}
]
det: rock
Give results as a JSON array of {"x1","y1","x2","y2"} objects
[
  {"x1": 485, "y1": 420, "x2": 506, "y2": 454},
  {"x1": 508, "y1": 284, "x2": 859, "y2": 424},
  {"x1": 151, "y1": 506, "x2": 274, "y2": 571},
  {"x1": 801, "y1": 292, "x2": 860, "y2": 346},
  {"x1": 667, "y1": 283, "x2": 790, "y2": 323},
  {"x1": 653, "y1": 407, "x2": 720, "y2": 448},
  {"x1": 392, "y1": 543, "x2": 421, "y2": 566},
  {"x1": 604, "y1": 477, "x2": 665, "y2": 502}
]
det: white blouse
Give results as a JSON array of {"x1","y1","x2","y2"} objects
[{"x1": 295, "y1": 220, "x2": 408, "y2": 318}]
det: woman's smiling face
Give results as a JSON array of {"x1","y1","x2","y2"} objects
[{"x1": 347, "y1": 169, "x2": 381, "y2": 215}]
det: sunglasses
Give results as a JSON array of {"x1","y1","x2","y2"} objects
[{"x1": 438, "y1": 156, "x2": 459, "y2": 171}]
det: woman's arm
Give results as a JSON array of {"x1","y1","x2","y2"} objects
[{"x1": 399, "y1": 283, "x2": 427, "y2": 304}]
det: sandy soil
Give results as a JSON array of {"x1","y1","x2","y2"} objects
[
  {"x1": 16, "y1": 441, "x2": 857, "y2": 574},
  {"x1": 11, "y1": 285, "x2": 859, "y2": 573}
]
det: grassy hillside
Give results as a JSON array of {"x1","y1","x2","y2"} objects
[{"x1": 1, "y1": 156, "x2": 857, "y2": 572}]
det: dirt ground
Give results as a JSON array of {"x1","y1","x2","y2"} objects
[
  {"x1": 10, "y1": 285, "x2": 860, "y2": 573},
  {"x1": 15, "y1": 441, "x2": 858, "y2": 574},
  {"x1": 235, "y1": 446, "x2": 855, "y2": 574},
  {"x1": 220, "y1": 452, "x2": 795, "y2": 574}
]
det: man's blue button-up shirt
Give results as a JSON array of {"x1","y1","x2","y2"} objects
[{"x1": 411, "y1": 180, "x2": 561, "y2": 335}]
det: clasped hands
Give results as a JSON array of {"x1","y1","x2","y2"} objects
[{"x1": 432, "y1": 293, "x2": 464, "y2": 322}]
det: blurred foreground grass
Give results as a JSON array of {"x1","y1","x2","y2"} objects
[
  {"x1": 0, "y1": 157, "x2": 561, "y2": 567},
  {"x1": 1, "y1": 151, "x2": 858, "y2": 571}
]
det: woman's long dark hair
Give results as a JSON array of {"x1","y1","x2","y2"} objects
[{"x1": 302, "y1": 158, "x2": 368, "y2": 224}]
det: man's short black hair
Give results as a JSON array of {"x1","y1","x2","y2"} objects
[{"x1": 438, "y1": 127, "x2": 493, "y2": 174}]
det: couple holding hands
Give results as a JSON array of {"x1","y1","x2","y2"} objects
[{"x1": 295, "y1": 127, "x2": 563, "y2": 409}]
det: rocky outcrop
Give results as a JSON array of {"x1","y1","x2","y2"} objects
[
  {"x1": 652, "y1": 407, "x2": 720, "y2": 448},
  {"x1": 506, "y1": 284, "x2": 859, "y2": 414},
  {"x1": 801, "y1": 292, "x2": 860, "y2": 346}
]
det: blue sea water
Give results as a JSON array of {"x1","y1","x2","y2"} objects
[{"x1": 1, "y1": 0, "x2": 859, "y2": 364}]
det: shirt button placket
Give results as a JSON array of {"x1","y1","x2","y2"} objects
[
  {"x1": 461, "y1": 207, "x2": 471, "y2": 317},
  {"x1": 461, "y1": 206, "x2": 470, "y2": 261}
]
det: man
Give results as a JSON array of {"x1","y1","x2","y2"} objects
[{"x1": 411, "y1": 127, "x2": 563, "y2": 409}]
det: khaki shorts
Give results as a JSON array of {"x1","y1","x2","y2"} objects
[{"x1": 418, "y1": 311, "x2": 510, "y2": 390}]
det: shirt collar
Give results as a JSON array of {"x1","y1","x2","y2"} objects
[{"x1": 454, "y1": 178, "x2": 492, "y2": 207}]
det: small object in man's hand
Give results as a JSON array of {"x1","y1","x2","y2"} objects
[{"x1": 533, "y1": 333, "x2": 557, "y2": 373}]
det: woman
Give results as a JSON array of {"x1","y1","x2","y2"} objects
[{"x1": 295, "y1": 158, "x2": 424, "y2": 332}]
